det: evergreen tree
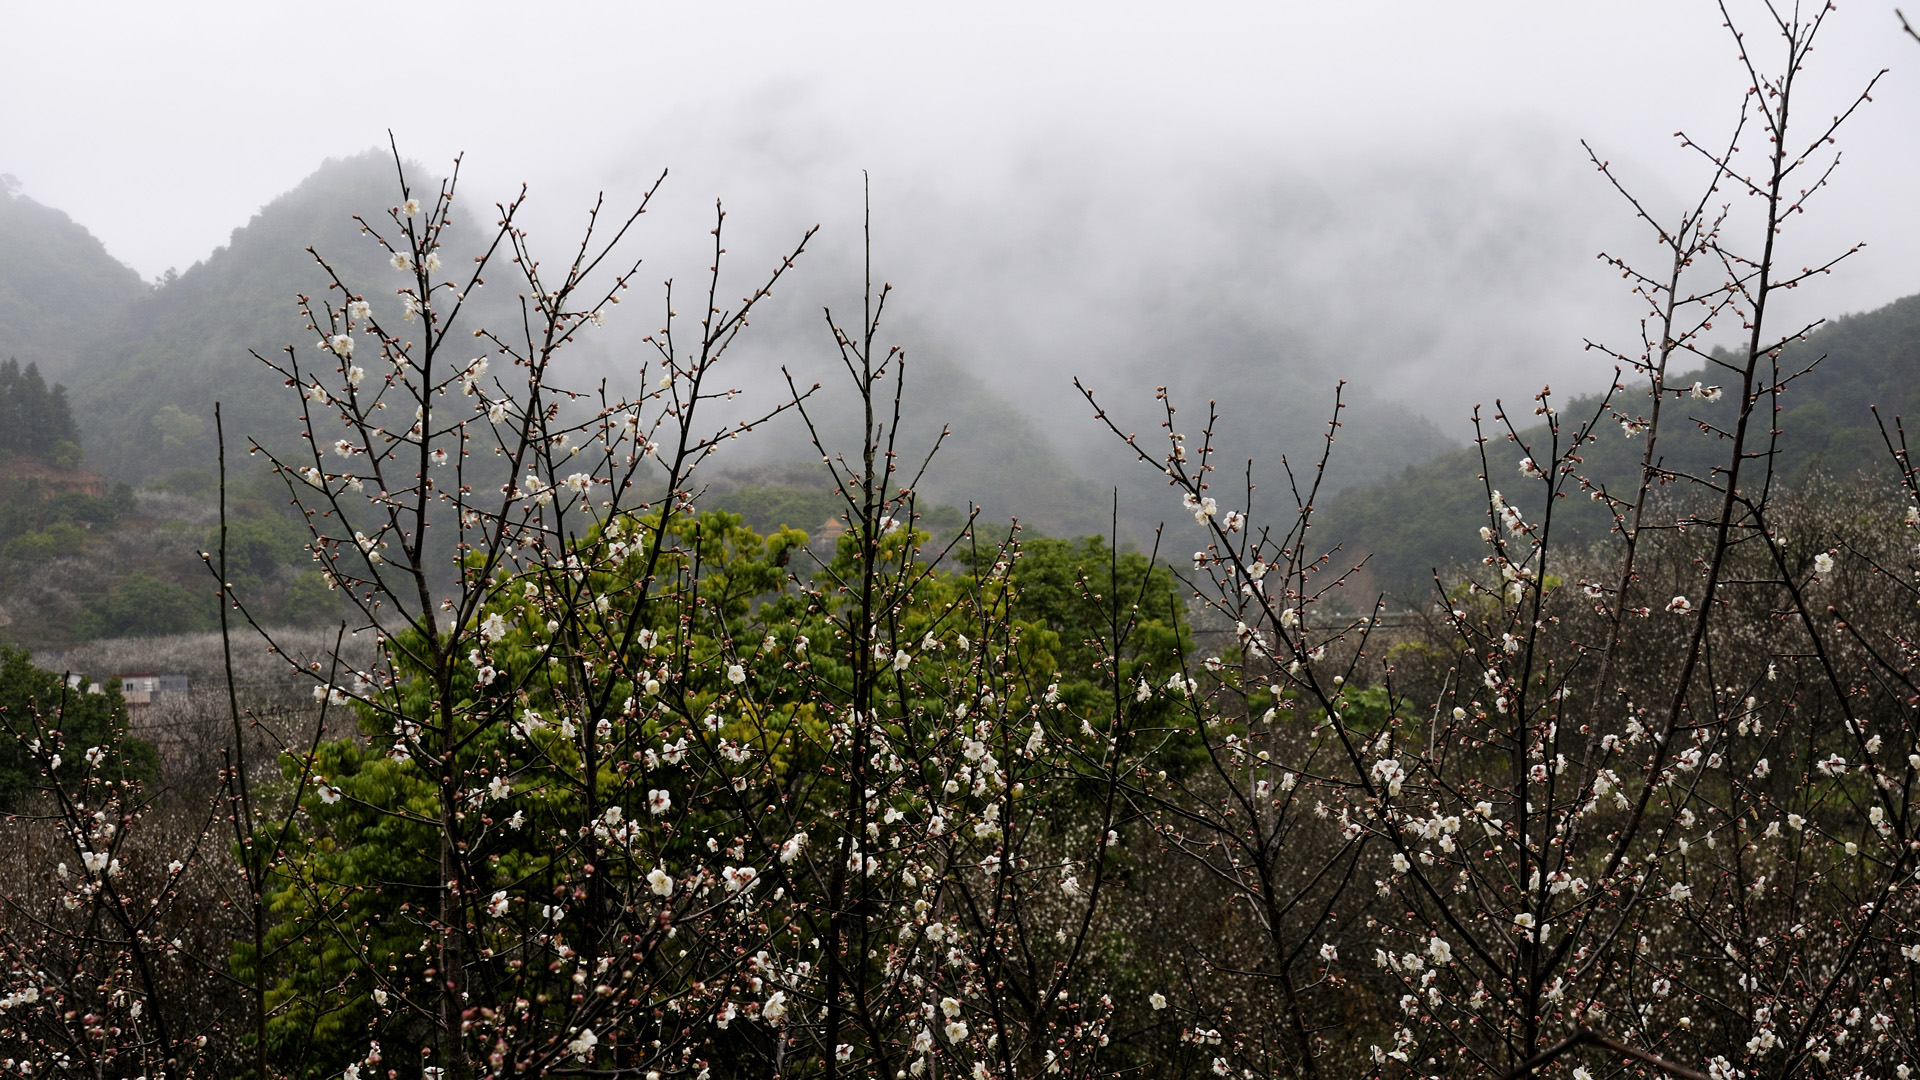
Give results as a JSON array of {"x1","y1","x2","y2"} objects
[{"x1": 0, "y1": 357, "x2": 83, "y2": 463}]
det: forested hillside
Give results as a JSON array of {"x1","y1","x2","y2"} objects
[
  {"x1": 67, "y1": 152, "x2": 415, "y2": 485},
  {"x1": 1320, "y1": 293, "x2": 1920, "y2": 596}
]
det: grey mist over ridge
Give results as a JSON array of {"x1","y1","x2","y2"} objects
[
  {"x1": 556, "y1": 107, "x2": 1651, "y2": 533},
  {"x1": 3, "y1": 0, "x2": 1916, "y2": 544},
  {"x1": 0, "y1": 121, "x2": 1857, "y2": 540},
  {"x1": 5, "y1": 1, "x2": 1916, "y2": 433}
]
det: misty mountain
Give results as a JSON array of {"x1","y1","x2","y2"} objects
[
  {"x1": 65, "y1": 153, "x2": 416, "y2": 483},
  {"x1": 1058, "y1": 312, "x2": 1457, "y2": 552},
  {"x1": 0, "y1": 176, "x2": 145, "y2": 381},
  {"x1": 732, "y1": 342, "x2": 1118, "y2": 540},
  {"x1": 1320, "y1": 292, "x2": 1920, "y2": 598},
  {"x1": 0, "y1": 150, "x2": 1635, "y2": 571},
  {"x1": 15, "y1": 152, "x2": 1446, "y2": 547}
]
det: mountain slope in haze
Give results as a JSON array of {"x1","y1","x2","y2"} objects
[
  {"x1": 0, "y1": 176, "x2": 147, "y2": 383},
  {"x1": 1067, "y1": 311, "x2": 1456, "y2": 552},
  {"x1": 729, "y1": 303, "x2": 1457, "y2": 550},
  {"x1": 1319, "y1": 292, "x2": 1920, "y2": 598},
  {"x1": 68, "y1": 152, "x2": 428, "y2": 484},
  {"x1": 742, "y1": 345, "x2": 1119, "y2": 540},
  {"x1": 898, "y1": 350, "x2": 1115, "y2": 538},
  {"x1": 15, "y1": 152, "x2": 1112, "y2": 542}
]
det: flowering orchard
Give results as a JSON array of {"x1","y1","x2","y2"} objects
[{"x1": 4, "y1": 3, "x2": 1919, "y2": 1078}]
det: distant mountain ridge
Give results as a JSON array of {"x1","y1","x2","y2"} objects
[
  {"x1": 0, "y1": 176, "x2": 146, "y2": 383},
  {"x1": 23, "y1": 154, "x2": 1911, "y2": 579}
]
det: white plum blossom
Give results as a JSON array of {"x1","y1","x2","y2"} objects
[
  {"x1": 567, "y1": 1028, "x2": 598, "y2": 1060},
  {"x1": 1370, "y1": 757, "x2": 1407, "y2": 796},
  {"x1": 1666, "y1": 595, "x2": 1693, "y2": 614},
  {"x1": 1149, "y1": 992, "x2": 1168, "y2": 1010},
  {"x1": 647, "y1": 866, "x2": 674, "y2": 896},
  {"x1": 779, "y1": 832, "x2": 808, "y2": 863},
  {"x1": 488, "y1": 891, "x2": 509, "y2": 917},
  {"x1": 648, "y1": 789, "x2": 671, "y2": 815},
  {"x1": 1813, "y1": 552, "x2": 1835, "y2": 575}
]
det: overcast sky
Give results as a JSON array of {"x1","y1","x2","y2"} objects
[{"x1": 6, "y1": 1, "x2": 1918, "y2": 427}]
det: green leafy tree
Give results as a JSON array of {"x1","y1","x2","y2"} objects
[
  {"x1": 0, "y1": 644, "x2": 153, "y2": 807},
  {"x1": 80, "y1": 573, "x2": 213, "y2": 638}
]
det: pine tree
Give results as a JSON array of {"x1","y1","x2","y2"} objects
[{"x1": 0, "y1": 357, "x2": 82, "y2": 463}]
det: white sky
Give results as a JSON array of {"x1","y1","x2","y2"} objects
[{"x1": 6, "y1": 1, "x2": 1918, "y2": 423}]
